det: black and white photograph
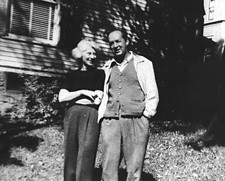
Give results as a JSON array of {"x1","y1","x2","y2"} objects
[{"x1": 0, "y1": 0, "x2": 225, "y2": 180}]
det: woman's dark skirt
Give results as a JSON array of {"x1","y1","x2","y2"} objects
[{"x1": 63, "y1": 104, "x2": 100, "y2": 181}]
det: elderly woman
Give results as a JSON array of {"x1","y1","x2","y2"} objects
[{"x1": 58, "y1": 39, "x2": 105, "y2": 181}]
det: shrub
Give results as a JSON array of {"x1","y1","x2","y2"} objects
[{"x1": 11, "y1": 75, "x2": 64, "y2": 125}]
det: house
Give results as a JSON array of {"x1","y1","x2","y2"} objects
[
  {"x1": 0, "y1": 0, "x2": 76, "y2": 116},
  {"x1": 203, "y1": 0, "x2": 225, "y2": 62},
  {"x1": 0, "y1": 0, "x2": 160, "y2": 117},
  {"x1": 203, "y1": 0, "x2": 225, "y2": 42},
  {"x1": 0, "y1": 0, "x2": 206, "y2": 117}
]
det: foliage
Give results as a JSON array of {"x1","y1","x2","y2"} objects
[{"x1": 11, "y1": 75, "x2": 64, "y2": 125}]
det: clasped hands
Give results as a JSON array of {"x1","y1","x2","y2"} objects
[{"x1": 82, "y1": 90, "x2": 103, "y2": 105}]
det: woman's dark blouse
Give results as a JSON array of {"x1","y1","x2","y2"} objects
[{"x1": 61, "y1": 69, "x2": 105, "y2": 92}]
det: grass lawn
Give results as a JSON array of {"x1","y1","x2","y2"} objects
[{"x1": 0, "y1": 119, "x2": 225, "y2": 181}]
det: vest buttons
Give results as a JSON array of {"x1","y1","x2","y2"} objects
[{"x1": 119, "y1": 86, "x2": 122, "y2": 89}]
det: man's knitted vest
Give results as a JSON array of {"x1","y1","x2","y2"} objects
[{"x1": 103, "y1": 59, "x2": 145, "y2": 118}]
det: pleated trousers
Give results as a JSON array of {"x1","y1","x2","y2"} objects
[
  {"x1": 63, "y1": 104, "x2": 100, "y2": 181},
  {"x1": 101, "y1": 116, "x2": 149, "y2": 181}
]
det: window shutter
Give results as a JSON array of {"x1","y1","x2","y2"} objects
[
  {"x1": 10, "y1": 0, "x2": 30, "y2": 36},
  {"x1": 0, "y1": 0, "x2": 9, "y2": 35},
  {"x1": 31, "y1": 1, "x2": 55, "y2": 40},
  {"x1": 10, "y1": 0, "x2": 55, "y2": 41}
]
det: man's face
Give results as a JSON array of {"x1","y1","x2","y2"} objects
[{"x1": 108, "y1": 30, "x2": 128, "y2": 57}]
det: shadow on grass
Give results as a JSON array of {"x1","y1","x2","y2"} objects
[
  {"x1": 0, "y1": 118, "x2": 61, "y2": 166},
  {"x1": 149, "y1": 118, "x2": 204, "y2": 135},
  {"x1": 0, "y1": 134, "x2": 44, "y2": 166},
  {"x1": 0, "y1": 118, "x2": 63, "y2": 137},
  {"x1": 185, "y1": 130, "x2": 225, "y2": 151},
  {"x1": 11, "y1": 135, "x2": 44, "y2": 152},
  {"x1": 153, "y1": 104, "x2": 215, "y2": 135},
  {"x1": 93, "y1": 167, "x2": 156, "y2": 181}
]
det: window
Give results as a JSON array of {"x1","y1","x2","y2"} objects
[
  {"x1": 6, "y1": 72, "x2": 24, "y2": 91},
  {"x1": 9, "y1": 0, "x2": 60, "y2": 45},
  {"x1": 208, "y1": 0, "x2": 215, "y2": 20},
  {"x1": 208, "y1": 7, "x2": 215, "y2": 20}
]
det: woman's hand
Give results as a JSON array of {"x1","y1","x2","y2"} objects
[
  {"x1": 82, "y1": 90, "x2": 104, "y2": 105},
  {"x1": 58, "y1": 89, "x2": 103, "y2": 105},
  {"x1": 93, "y1": 90, "x2": 103, "y2": 105},
  {"x1": 82, "y1": 90, "x2": 97, "y2": 101}
]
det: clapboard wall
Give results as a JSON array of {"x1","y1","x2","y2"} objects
[
  {"x1": 0, "y1": 38, "x2": 76, "y2": 76},
  {"x1": 80, "y1": 0, "x2": 152, "y2": 65}
]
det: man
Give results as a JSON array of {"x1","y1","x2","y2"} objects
[{"x1": 98, "y1": 28, "x2": 159, "y2": 181}]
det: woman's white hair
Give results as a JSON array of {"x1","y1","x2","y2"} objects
[{"x1": 71, "y1": 39, "x2": 99, "y2": 59}]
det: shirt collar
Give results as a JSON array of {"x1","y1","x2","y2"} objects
[{"x1": 110, "y1": 51, "x2": 133, "y2": 67}]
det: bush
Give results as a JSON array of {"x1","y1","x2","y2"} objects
[{"x1": 11, "y1": 75, "x2": 64, "y2": 125}]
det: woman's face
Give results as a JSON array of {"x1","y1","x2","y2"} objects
[{"x1": 82, "y1": 47, "x2": 97, "y2": 68}]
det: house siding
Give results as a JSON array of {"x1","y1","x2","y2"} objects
[
  {"x1": 203, "y1": 0, "x2": 225, "y2": 42},
  {"x1": 80, "y1": 0, "x2": 151, "y2": 65},
  {"x1": 0, "y1": 35, "x2": 78, "y2": 116},
  {"x1": 0, "y1": 0, "x2": 206, "y2": 117},
  {"x1": 0, "y1": 38, "x2": 76, "y2": 76},
  {"x1": 0, "y1": 0, "x2": 73, "y2": 117},
  {"x1": 0, "y1": 36, "x2": 78, "y2": 116}
]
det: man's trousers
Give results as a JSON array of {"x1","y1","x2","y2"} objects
[{"x1": 101, "y1": 116, "x2": 149, "y2": 181}]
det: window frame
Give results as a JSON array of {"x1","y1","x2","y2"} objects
[
  {"x1": 208, "y1": 0, "x2": 215, "y2": 21},
  {"x1": 6, "y1": 0, "x2": 60, "y2": 46}
]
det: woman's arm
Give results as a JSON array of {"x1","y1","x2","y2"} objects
[{"x1": 58, "y1": 89, "x2": 97, "y2": 103}]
